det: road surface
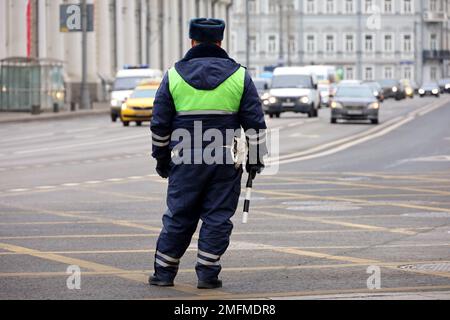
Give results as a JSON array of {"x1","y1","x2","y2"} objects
[{"x1": 1, "y1": 96, "x2": 450, "y2": 300}]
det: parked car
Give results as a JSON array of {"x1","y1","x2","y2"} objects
[
  {"x1": 418, "y1": 82, "x2": 440, "y2": 98},
  {"x1": 262, "y1": 67, "x2": 320, "y2": 118},
  {"x1": 364, "y1": 81, "x2": 385, "y2": 102},
  {"x1": 330, "y1": 84, "x2": 380, "y2": 125},
  {"x1": 377, "y1": 79, "x2": 406, "y2": 100},
  {"x1": 438, "y1": 78, "x2": 450, "y2": 93}
]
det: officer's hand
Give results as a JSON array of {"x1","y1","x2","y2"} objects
[
  {"x1": 246, "y1": 163, "x2": 264, "y2": 180},
  {"x1": 156, "y1": 158, "x2": 171, "y2": 179}
]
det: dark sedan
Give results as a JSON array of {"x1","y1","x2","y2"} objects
[
  {"x1": 377, "y1": 79, "x2": 406, "y2": 100},
  {"x1": 330, "y1": 84, "x2": 380, "y2": 125},
  {"x1": 419, "y1": 82, "x2": 440, "y2": 98},
  {"x1": 364, "y1": 81, "x2": 385, "y2": 102},
  {"x1": 438, "y1": 78, "x2": 450, "y2": 94}
]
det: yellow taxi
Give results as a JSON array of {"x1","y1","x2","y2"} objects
[{"x1": 120, "y1": 80, "x2": 161, "y2": 127}]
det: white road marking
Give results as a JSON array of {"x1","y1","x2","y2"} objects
[
  {"x1": 8, "y1": 189, "x2": 30, "y2": 193},
  {"x1": 289, "y1": 133, "x2": 320, "y2": 139},
  {"x1": 36, "y1": 186, "x2": 56, "y2": 190},
  {"x1": 14, "y1": 133, "x2": 147, "y2": 155},
  {"x1": 85, "y1": 181, "x2": 102, "y2": 185},
  {"x1": 62, "y1": 183, "x2": 81, "y2": 187},
  {"x1": 269, "y1": 97, "x2": 450, "y2": 165}
]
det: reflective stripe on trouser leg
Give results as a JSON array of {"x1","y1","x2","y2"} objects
[
  {"x1": 154, "y1": 250, "x2": 180, "y2": 280},
  {"x1": 154, "y1": 165, "x2": 207, "y2": 282}
]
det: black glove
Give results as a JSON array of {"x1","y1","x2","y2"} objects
[
  {"x1": 156, "y1": 157, "x2": 171, "y2": 179},
  {"x1": 246, "y1": 161, "x2": 264, "y2": 180}
]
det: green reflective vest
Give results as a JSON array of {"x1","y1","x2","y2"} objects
[{"x1": 168, "y1": 67, "x2": 246, "y2": 115}]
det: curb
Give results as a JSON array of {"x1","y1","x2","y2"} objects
[{"x1": 0, "y1": 109, "x2": 110, "y2": 124}]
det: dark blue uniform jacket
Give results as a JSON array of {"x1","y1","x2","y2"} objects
[{"x1": 151, "y1": 43, "x2": 267, "y2": 162}]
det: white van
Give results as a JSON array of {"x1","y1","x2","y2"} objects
[
  {"x1": 261, "y1": 67, "x2": 320, "y2": 118},
  {"x1": 110, "y1": 66, "x2": 163, "y2": 122}
]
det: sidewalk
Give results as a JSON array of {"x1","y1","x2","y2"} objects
[{"x1": 0, "y1": 102, "x2": 110, "y2": 124}]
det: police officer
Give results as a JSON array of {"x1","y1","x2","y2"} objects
[{"x1": 149, "y1": 18, "x2": 267, "y2": 289}]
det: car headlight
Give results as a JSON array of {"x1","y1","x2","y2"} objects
[
  {"x1": 331, "y1": 101, "x2": 343, "y2": 109},
  {"x1": 418, "y1": 89, "x2": 425, "y2": 94},
  {"x1": 392, "y1": 86, "x2": 398, "y2": 93},
  {"x1": 263, "y1": 100, "x2": 270, "y2": 106},
  {"x1": 121, "y1": 103, "x2": 128, "y2": 111},
  {"x1": 373, "y1": 91, "x2": 379, "y2": 97},
  {"x1": 406, "y1": 88, "x2": 413, "y2": 94},
  {"x1": 368, "y1": 102, "x2": 380, "y2": 109},
  {"x1": 261, "y1": 93, "x2": 270, "y2": 100},
  {"x1": 432, "y1": 89, "x2": 439, "y2": 94},
  {"x1": 269, "y1": 97, "x2": 277, "y2": 104},
  {"x1": 300, "y1": 96, "x2": 310, "y2": 104}
]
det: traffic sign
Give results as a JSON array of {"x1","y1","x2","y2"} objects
[{"x1": 60, "y1": 4, "x2": 94, "y2": 32}]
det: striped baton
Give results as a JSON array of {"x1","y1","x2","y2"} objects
[{"x1": 242, "y1": 172, "x2": 255, "y2": 224}]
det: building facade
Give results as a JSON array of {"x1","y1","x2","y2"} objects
[
  {"x1": 0, "y1": 0, "x2": 233, "y2": 104},
  {"x1": 231, "y1": 0, "x2": 450, "y2": 84}
]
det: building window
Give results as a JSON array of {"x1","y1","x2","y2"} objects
[
  {"x1": 430, "y1": 66, "x2": 437, "y2": 80},
  {"x1": 306, "y1": 34, "x2": 316, "y2": 53},
  {"x1": 430, "y1": 34, "x2": 438, "y2": 50},
  {"x1": 248, "y1": 0, "x2": 257, "y2": 14},
  {"x1": 429, "y1": 0, "x2": 438, "y2": 11},
  {"x1": 403, "y1": 34, "x2": 412, "y2": 53},
  {"x1": 365, "y1": 0, "x2": 373, "y2": 12},
  {"x1": 402, "y1": 0, "x2": 412, "y2": 13},
  {"x1": 364, "y1": 67, "x2": 374, "y2": 80},
  {"x1": 326, "y1": 0, "x2": 335, "y2": 13},
  {"x1": 345, "y1": 0, "x2": 354, "y2": 13},
  {"x1": 365, "y1": 34, "x2": 374, "y2": 52},
  {"x1": 288, "y1": 35, "x2": 297, "y2": 55},
  {"x1": 306, "y1": 0, "x2": 315, "y2": 13},
  {"x1": 268, "y1": 0, "x2": 278, "y2": 13},
  {"x1": 384, "y1": 66, "x2": 394, "y2": 79},
  {"x1": 384, "y1": 34, "x2": 393, "y2": 52},
  {"x1": 402, "y1": 66, "x2": 413, "y2": 80},
  {"x1": 326, "y1": 35, "x2": 335, "y2": 53},
  {"x1": 384, "y1": 0, "x2": 393, "y2": 13},
  {"x1": 345, "y1": 67, "x2": 354, "y2": 80},
  {"x1": 249, "y1": 36, "x2": 257, "y2": 53},
  {"x1": 345, "y1": 34, "x2": 354, "y2": 52},
  {"x1": 267, "y1": 35, "x2": 277, "y2": 54}
]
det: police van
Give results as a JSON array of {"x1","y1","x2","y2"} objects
[
  {"x1": 261, "y1": 67, "x2": 320, "y2": 118},
  {"x1": 110, "y1": 66, "x2": 163, "y2": 122}
]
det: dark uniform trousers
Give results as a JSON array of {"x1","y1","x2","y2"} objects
[{"x1": 155, "y1": 161, "x2": 243, "y2": 282}]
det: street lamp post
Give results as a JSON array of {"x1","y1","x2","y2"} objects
[
  {"x1": 245, "y1": 0, "x2": 250, "y2": 69},
  {"x1": 80, "y1": 0, "x2": 91, "y2": 110}
]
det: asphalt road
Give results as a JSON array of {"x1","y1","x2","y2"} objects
[{"x1": 1, "y1": 95, "x2": 450, "y2": 300}]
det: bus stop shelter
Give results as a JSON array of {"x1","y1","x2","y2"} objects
[{"x1": 0, "y1": 57, "x2": 65, "y2": 112}]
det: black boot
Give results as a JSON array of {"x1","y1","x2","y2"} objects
[
  {"x1": 149, "y1": 275, "x2": 174, "y2": 287},
  {"x1": 197, "y1": 279, "x2": 223, "y2": 289}
]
